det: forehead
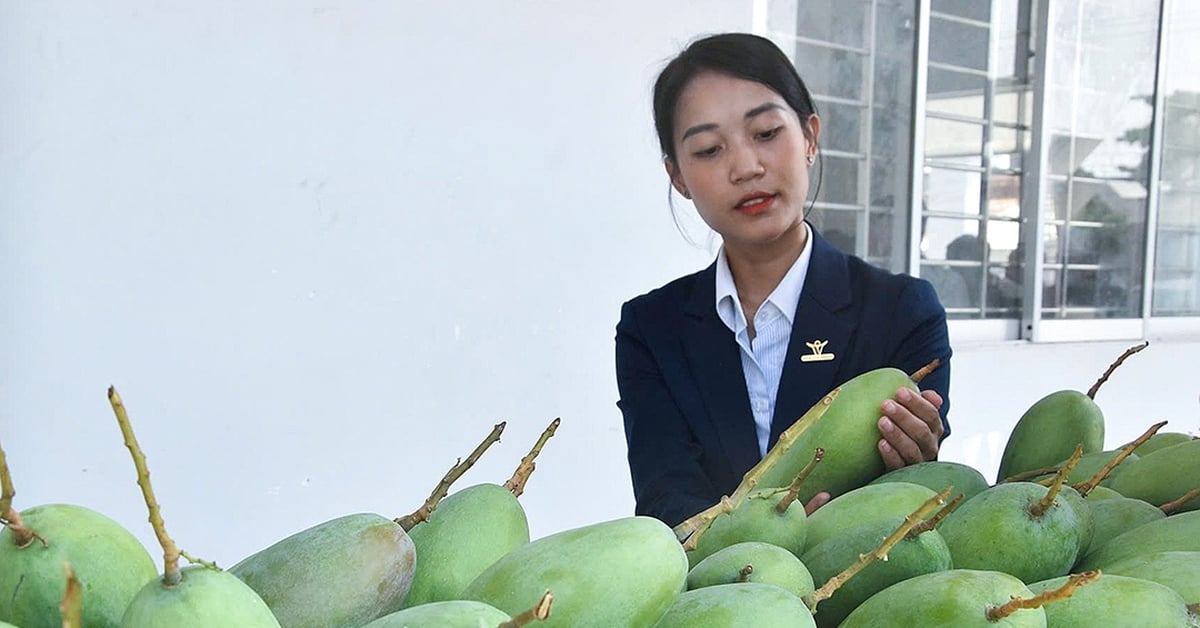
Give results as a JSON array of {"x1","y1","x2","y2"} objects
[{"x1": 674, "y1": 71, "x2": 791, "y2": 134}]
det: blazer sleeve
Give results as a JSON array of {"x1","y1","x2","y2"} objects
[
  {"x1": 885, "y1": 277, "x2": 953, "y2": 440},
  {"x1": 616, "y1": 301, "x2": 720, "y2": 527}
]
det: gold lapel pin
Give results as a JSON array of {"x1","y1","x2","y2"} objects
[{"x1": 801, "y1": 340, "x2": 835, "y2": 362}]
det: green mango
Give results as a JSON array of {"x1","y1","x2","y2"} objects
[
  {"x1": 868, "y1": 461, "x2": 989, "y2": 502},
  {"x1": 1103, "y1": 551, "x2": 1200, "y2": 605},
  {"x1": 840, "y1": 569, "x2": 1045, "y2": 627},
  {"x1": 757, "y1": 368, "x2": 919, "y2": 501},
  {"x1": 802, "y1": 482, "x2": 936, "y2": 553},
  {"x1": 461, "y1": 516, "x2": 687, "y2": 627},
  {"x1": 1056, "y1": 486, "x2": 1094, "y2": 558},
  {"x1": 363, "y1": 600, "x2": 511, "y2": 627},
  {"x1": 1059, "y1": 449, "x2": 1136, "y2": 486},
  {"x1": 802, "y1": 517, "x2": 952, "y2": 628},
  {"x1": 685, "y1": 487, "x2": 807, "y2": 568},
  {"x1": 938, "y1": 482, "x2": 1082, "y2": 584},
  {"x1": 1131, "y1": 431, "x2": 1196, "y2": 457},
  {"x1": 1077, "y1": 511, "x2": 1200, "y2": 570},
  {"x1": 1107, "y1": 440, "x2": 1200, "y2": 512},
  {"x1": 687, "y1": 541, "x2": 814, "y2": 597},
  {"x1": 1083, "y1": 496, "x2": 1164, "y2": 552},
  {"x1": 0, "y1": 504, "x2": 157, "y2": 628},
  {"x1": 120, "y1": 565, "x2": 279, "y2": 627},
  {"x1": 1083, "y1": 485, "x2": 1123, "y2": 501},
  {"x1": 996, "y1": 390, "x2": 1104, "y2": 483},
  {"x1": 404, "y1": 483, "x2": 529, "y2": 607},
  {"x1": 230, "y1": 512, "x2": 416, "y2": 628},
  {"x1": 1027, "y1": 573, "x2": 1193, "y2": 627},
  {"x1": 654, "y1": 583, "x2": 815, "y2": 628}
]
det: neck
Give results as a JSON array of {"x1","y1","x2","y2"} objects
[{"x1": 725, "y1": 223, "x2": 808, "y2": 313}]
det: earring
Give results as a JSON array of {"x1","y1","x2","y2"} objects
[
  {"x1": 680, "y1": 188, "x2": 692, "y2": 199},
  {"x1": 806, "y1": 154, "x2": 815, "y2": 166}
]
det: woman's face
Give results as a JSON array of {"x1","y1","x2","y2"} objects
[{"x1": 667, "y1": 71, "x2": 820, "y2": 254}]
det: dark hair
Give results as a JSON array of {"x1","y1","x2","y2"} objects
[{"x1": 653, "y1": 33, "x2": 820, "y2": 164}]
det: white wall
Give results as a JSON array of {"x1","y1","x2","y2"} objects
[{"x1": 2, "y1": 2, "x2": 1197, "y2": 570}]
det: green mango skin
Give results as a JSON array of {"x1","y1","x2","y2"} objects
[
  {"x1": 1131, "y1": 431, "x2": 1196, "y2": 457},
  {"x1": 1059, "y1": 450, "x2": 1137, "y2": 486},
  {"x1": 654, "y1": 583, "x2": 816, "y2": 628},
  {"x1": 687, "y1": 541, "x2": 814, "y2": 597},
  {"x1": 1077, "y1": 510, "x2": 1200, "y2": 571},
  {"x1": 1083, "y1": 485, "x2": 1123, "y2": 501},
  {"x1": 403, "y1": 483, "x2": 529, "y2": 607},
  {"x1": 802, "y1": 518, "x2": 952, "y2": 628},
  {"x1": 868, "y1": 461, "x2": 990, "y2": 502},
  {"x1": 120, "y1": 565, "x2": 280, "y2": 627},
  {"x1": 1083, "y1": 496, "x2": 1165, "y2": 553},
  {"x1": 938, "y1": 482, "x2": 1082, "y2": 584},
  {"x1": 1056, "y1": 487, "x2": 1094, "y2": 558},
  {"x1": 1104, "y1": 551, "x2": 1200, "y2": 605},
  {"x1": 840, "y1": 569, "x2": 1044, "y2": 627},
  {"x1": 362, "y1": 600, "x2": 510, "y2": 627},
  {"x1": 1027, "y1": 573, "x2": 1192, "y2": 627},
  {"x1": 685, "y1": 487, "x2": 807, "y2": 568},
  {"x1": 803, "y1": 482, "x2": 936, "y2": 553},
  {"x1": 757, "y1": 368, "x2": 918, "y2": 502},
  {"x1": 0, "y1": 504, "x2": 157, "y2": 628},
  {"x1": 230, "y1": 513, "x2": 415, "y2": 628},
  {"x1": 1108, "y1": 440, "x2": 1200, "y2": 512},
  {"x1": 461, "y1": 516, "x2": 687, "y2": 628},
  {"x1": 996, "y1": 390, "x2": 1105, "y2": 483}
]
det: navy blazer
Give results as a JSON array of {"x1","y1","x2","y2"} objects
[{"x1": 615, "y1": 227, "x2": 951, "y2": 527}]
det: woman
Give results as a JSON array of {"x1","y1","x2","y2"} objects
[{"x1": 616, "y1": 33, "x2": 951, "y2": 528}]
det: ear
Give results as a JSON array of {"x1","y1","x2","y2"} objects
[
  {"x1": 664, "y1": 158, "x2": 691, "y2": 199},
  {"x1": 804, "y1": 114, "x2": 822, "y2": 158}
]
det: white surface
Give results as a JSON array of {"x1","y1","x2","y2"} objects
[{"x1": 3, "y1": 3, "x2": 1198, "y2": 569}]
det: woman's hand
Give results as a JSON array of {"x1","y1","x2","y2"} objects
[{"x1": 877, "y1": 387, "x2": 945, "y2": 471}]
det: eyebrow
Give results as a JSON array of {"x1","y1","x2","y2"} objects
[{"x1": 679, "y1": 102, "x2": 787, "y2": 143}]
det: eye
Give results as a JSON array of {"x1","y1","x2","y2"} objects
[
  {"x1": 692, "y1": 145, "x2": 721, "y2": 159},
  {"x1": 756, "y1": 126, "x2": 784, "y2": 141}
]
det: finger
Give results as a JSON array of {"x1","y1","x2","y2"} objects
[
  {"x1": 921, "y1": 389, "x2": 944, "y2": 411},
  {"x1": 804, "y1": 492, "x2": 831, "y2": 516},
  {"x1": 879, "y1": 418, "x2": 926, "y2": 465},
  {"x1": 878, "y1": 437, "x2": 906, "y2": 471},
  {"x1": 896, "y1": 388, "x2": 942, "y2": 433}
]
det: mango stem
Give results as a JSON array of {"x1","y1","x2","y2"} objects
[
  {"x1": 60, "y1": 562, "x2": 83, "y2": 628},
  {"x1": 907, "y1": 493, "x2": 964, "y2": 539},
  {"x1": 395, "y1": 421, "x2": 506, "y2": 531},
  {"x1": 504, "y1": 418, "x2": 560, "y2": 498},
  {"x1": 1029, "y1": 444, "x2": 1083, "y2": 519},
  {"x1": 1086, "y1": 341, "x2": 1148, "y2": 399},
  {"x1": 1160, "y1": 486, "x2": 1200, "y2": 515},
  {"x1": 108, "y1": 386, "x2": 182, "y2": 586},
  {"x1": 736, "y1": 564, "x2": 754, "y2": 583},
  {"x1": 802, "y1": 488, "x2": 951, "y2": 612},
  {"x1": 985, "y1": 570, "x2": 1100, "y2": 621},
  {"x1": 908, "y1": 359, "x2": 941, "y2": 384},
  {"x1": 1072, "y1": 421, "x2": 1166, "y2": 496},
  {"x1": 0, "y1": 440, "x2": 15, "y2": 526},
  {"x1": 498, "y1": 590, "x2": 553, "y2": 627},
  {"x1": 180, "y1": 549, "x2": 219, "y2": 570},
  {"x1": 998, "y1": 465, "x2": 1061, "y2": 484},
  {"x1": 674, "y1": 389, "x2": 840, "y2": 549},
  {"x1": 0, "y1": 441, "x2": 43, "y2": 548},
  {"x1": 1188, "y1": 602, "x2": 1199, "y2": 616},
  {"x1": 775, "y1": 448, "x2": 824, "y2": 514}
]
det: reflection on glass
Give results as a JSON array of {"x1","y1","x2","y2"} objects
[
  {"x1": 932, "y1": 0, "x2": 992, "y2": 23},
  {"x1": 930, "y1": 17, "x2": 989, "y2": 72},
  {"x1": 927, "y1": 67, "x2": 987, "y2": 119},
  {"x1": 815, "y1": 156, "x2": 862, "y2": 206},
  {"x1": 926, "y1": 118, "x2": 985, "y2": 164},
  {"x1": 795, "y1": 42, "x2": 863, "y2": 101},
  {"x1": 794, "y1": 1, "x2": 869, "y2": 49},
  {"x1": 812, "y1": 209, "x2": 858, "y2": 255},
  {"x1": 925, "y1": 167, "x2": 983, "y2": 218},
  {"x1": 818, "y1": 100, "x2": 863, "y2": 153},
  {"x1": 868, "y1": 211, "x2": 895, "y2": 259}
]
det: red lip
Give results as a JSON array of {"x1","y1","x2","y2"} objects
[{"x1": 734, "y1": 192, "x2": 776, "y2": 215}]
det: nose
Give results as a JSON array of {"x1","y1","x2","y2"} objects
[{"x1": 729, "y1": 141, "x2": 765, "y2": 184}]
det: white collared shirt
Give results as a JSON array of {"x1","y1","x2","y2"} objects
[{"x1": 715, "y1": 222, "x2": 814, "y2": 458}]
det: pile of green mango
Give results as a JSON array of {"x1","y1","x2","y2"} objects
[{"x1": 3, "y1": 344, "x2": 1199, "y2": 627}]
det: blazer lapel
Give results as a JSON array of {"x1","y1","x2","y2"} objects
[
  {"x1": 769, "y1": 229, "x2": 856, "y2": 448},
  {"x1": 681, "y1": 264, "x2": 761, "y2": 479}
]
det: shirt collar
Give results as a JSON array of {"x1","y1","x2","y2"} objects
[{"x1": 715, "y1": 222, "x2": 814, "y2": 333}]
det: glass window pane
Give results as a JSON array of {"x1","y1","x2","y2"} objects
[
  {"x1": 991, "y1": 127, "x2": 1023, "y2": 170},
  {"x1": 925, "y1": 166, "x2": 982, "y2": 218},
  {"x1": 794, "y1": 42, "x2": 864, "y2": 101},
  {"x1": 812, "y1": 209, "x2": 859, "y2": 255},
  {"x1": 922, "y1": 217, "x2": 980, "y2": 262},
  {"x1": 793, "y1": 1, "x2": 869, "y2": 49},
  {"x1": 932, "y1": 0, "x2": 992, "y2": 23},
  {"x1": 930, "y1": 17, "x2": 990, "y2": 72},
  {"x1": 817, "y1": 100, "x2": 863, "y2": 153},
  {"x1": 868, "y1": 210, "x2": 897, "y2": 260},
  {"x1": 928, "y1": 67, "x2": 987, "y2": 119},
  {"x1": 1042, "y1": 268, "x2": 1063, "y2": 312},
  {"x1": 815, "y1": 156, "x2": 862, "y2": 206},
  {"x1": 926, "y1": 118, "x2": 985, "y2": 164}
]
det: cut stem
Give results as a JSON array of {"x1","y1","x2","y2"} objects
[
  {"x1": 1160, "y1": 486, "x2": 1200, "y2": 515},
  {"x1": 736, "y1": 564, "x2": 754, "y2": 583},
  {"x1": 108, "y1": 386, "x2": 182, "y2": 586},
  {"x1": 998, "y1": 465, "x2": 1062, "y2": 485},
  {"x1": 0, "y1": 440, "x2": 15, "y2": 525},
  {"x1": 802, "y1": 488, "x2": 951, "y2": 612},
  {"x1": 907, "y1": 493, "x2": 964, "y2": 539},
  {"x1": 1087, "y1": 341, "x2": 1148, "y2": 399},
  {"x1": 180, "y1": 549, "x2": 219, "y2": 570},
  {"x1": 498, "y1": 590, "x2": 553, "y2": 627},
  {"x1": 395, "y1": 421, "x2": 506, "y2": 530},
  {"x1": 1072, "y1": 421, "x2": 1167, "y2": 497},
  {"x1": 909, "y1": 359, "x2": 941, "y2": 384},
  {"x1": 60, "y1": 562, "x2": 83, "y2": 628},
  {"x1": 986, "y1": 570, "x2": 1100, "y2": 621},
  {"x1": 1029, "y1": 444, "x2": 1083, "y2": 519},
  {"x1": 0, "y1": 440, "x2": 43, "y2": 548},
  {"x1": 674, "y1": 389, "x2": 840, "y2": 550},
  {"x1": 775, "y1": 448, "x2": 824, "y2": 514},
  {"x1": 505, "y1": 418, "x2": 560, "y2": 498}
]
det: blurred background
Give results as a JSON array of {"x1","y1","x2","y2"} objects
[{"x1": 2, "y1": 0, "x2": 1197, "y2": 567}]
